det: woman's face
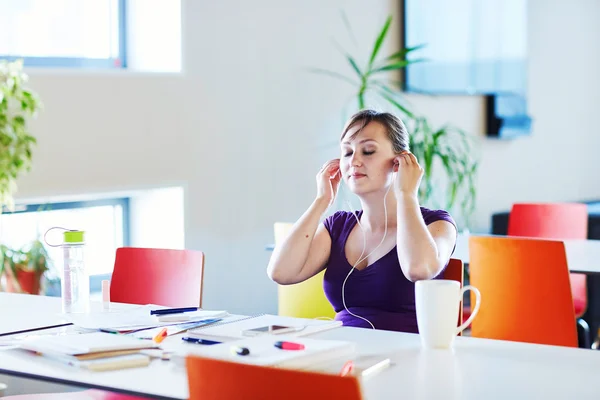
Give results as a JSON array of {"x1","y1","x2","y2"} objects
[{"x1": 340, "y1": 121, "x2": 397, "y2": 195}]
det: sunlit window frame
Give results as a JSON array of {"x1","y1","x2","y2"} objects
[
  {"x1": 1, "y1": 197, "x2": 130, "y2": 292},
  {"x1": 0, "y1": 0, "x2": 127, "y2": 69}
]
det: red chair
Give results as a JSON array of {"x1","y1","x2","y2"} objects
[
  {"x1": 5, "y1": 247, "x2": 205, "y2": 400},
  {"x1": 110, "y1": 247, "x2": 205, "y2": 307},
  {"x1": 507, "y1": 203, "x2": 589, "y2": 345},
  {"x1": 440, "y1": 258, "x2": 465, "y2": 334}
]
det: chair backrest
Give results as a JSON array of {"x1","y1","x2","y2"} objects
[
  {"x1": 508, "y1": 203, "x2": 588, "y2": 239},
  {"x1": 110, "y1": 247, "x2": 205, "y2": 307},
  {"x1": 186, "y1": 355, "x2": 363, "y2": 400},
  {"x1": 440, "y1": 258, "x2": 464, "y2": 332},
  {"x1": 274, "y1": 223, "x2": 335, "y2": 319},
  {"x1": 441, "y1": 258, "x2": 463, "y2": 285},
  {"x1": 468, "y1": 236, "x2": 577, "y2": 347},
  {"x1": 508, "y1": 202, "x2": 588, "y2": 317}
]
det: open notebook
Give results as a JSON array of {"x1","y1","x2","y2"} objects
[
  {"x1": 187, "y1": 314, "x2": 342, "y2": 342},
  {"x1": 184, "y1": 334, "x2": 356, "y2": 370}
]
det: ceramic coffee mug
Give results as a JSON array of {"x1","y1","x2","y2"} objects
[{"x1": 415, "y1": 280, "x2": 481, "y2": 349}]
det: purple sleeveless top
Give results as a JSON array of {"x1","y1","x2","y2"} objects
[{"x1": 322, "y1": 208, "x2": 456, "y2": 333}]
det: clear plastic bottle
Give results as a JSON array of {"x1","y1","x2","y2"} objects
[{"x1": 61, "y1": 230, "x2": 89, "y2": 313}]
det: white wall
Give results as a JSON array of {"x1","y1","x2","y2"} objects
[
  {"x1": 14, "y1": 0, "x2": 600, "y2": 315},
  {"x1": 129, "y1": 186, "x2": 185, "y2": 249}
]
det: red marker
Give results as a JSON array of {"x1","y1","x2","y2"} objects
[{"x1": 274, "y1": 341, "x2": 305, "y2": 351}]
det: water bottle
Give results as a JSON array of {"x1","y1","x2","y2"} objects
[{"x1": 61, "y1": 230, "x2": 89, "y2": 314}]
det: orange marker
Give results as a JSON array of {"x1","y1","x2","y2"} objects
[{"x1": 153, "y1": 327, "x2": 168, "y2": 344}]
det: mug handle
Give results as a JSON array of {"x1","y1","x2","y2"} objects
[{"x1": 455, "y1": 285, "x2": 481, "y2": 335}]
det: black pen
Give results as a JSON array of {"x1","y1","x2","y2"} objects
[
  {"x1": 181, "y1": 337, "x2": 222, "y2": 345},
  {"x1": 150, "y1": 307, "x2": 199, "y2": 316}
]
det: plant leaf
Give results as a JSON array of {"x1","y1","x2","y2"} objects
[
  {"x1": 386, "y1": 44, "x2": 427, "y2": 61},
  {"x1": 372, "y1": 59, "x2": 427, "y2": 73},
  {"x1": 346, "y1": 55, "x2": 362, "y2": 77},
  {"x1": 371, "y1": 82, "x2": 415, "y2": 118},
  {"x1": 377, "y1": 90, "x2": 414, "y2": 118},
  {"x1": 339, "y1": 9, "x2": 358, "y2": 47},
  {"x1": 368, "y1": 15, "x2": 392, "y2": 70}
]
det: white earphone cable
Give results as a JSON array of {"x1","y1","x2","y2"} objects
[{"x1": 340, "y1": 171, "x2": 395, "y2": 329}]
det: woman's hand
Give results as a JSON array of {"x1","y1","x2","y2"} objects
[
  {"x1": 393, "y1": 152, "x2": 423, "y2": 198},
  {"x1": 316, "y1": 159, "x2": 341, "y2": 206}
]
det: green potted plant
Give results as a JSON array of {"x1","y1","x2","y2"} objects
[
  {"x1": 0, "y1": 58, "x2": 42, "y2": 211},
  {"x1": 311, "y1": 15, "x2": 478, "y2": 229},
  {"x1": 0, "y1": 239, "x2": 53, "y2": 294}
]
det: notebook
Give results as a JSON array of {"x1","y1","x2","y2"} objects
[
  {"x1": 19, "y1": 331, "x2": 158, "y2": 356},
  {"x1": 187, "y1": 314, "x2": 342, "y2": 342},
  {"x1": 40, "y1": 353, "x2": 151, "y2": 372},
  {"x1": 183, "y1": 334, "x2": 356, "y2": 370},
  {"x1": 19, "y1": 332, "x2": 157, "y2": 372}
]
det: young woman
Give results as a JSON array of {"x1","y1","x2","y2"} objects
[{"x1": 267, "y1": 109, "x2": 457, "y2": 332}]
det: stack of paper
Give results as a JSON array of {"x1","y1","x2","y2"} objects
[
  {"x1": 19, "y1": 332, "x2": 159, "y2": 371},
  {"x1": 62, "y1": 305, "x2": 228, "y2": 332}
]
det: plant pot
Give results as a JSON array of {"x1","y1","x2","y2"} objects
[{"x1": 5, "y1": 269, "x2": 41, "y2": 294}]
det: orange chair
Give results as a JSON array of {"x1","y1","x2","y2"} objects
[
  {"x1": 508, "y1": 203, "x2": 589, "y2": 345},
  {"x1": 186, "y1": 355, "x2": 363, "y2": 400},
  {"x1": 5, "y1": 247, "x2": 205, "y2": 400},
  {"x1": 440, "y1": 258, "x2": 464, "y2": 332},
  {"x1": 468, "y1": 236, "x2": 578, "y2": 347}
]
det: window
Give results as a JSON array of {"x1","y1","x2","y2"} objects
[
  {"x1": 0, "y1": 198, "x2": 130, "y2": 290},
  {"x1": 0, "y1": 0, "x2": 126, "y2": 68}
]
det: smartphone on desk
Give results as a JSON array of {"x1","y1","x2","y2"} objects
[{"x1": 242, "y1": 325, "x2": 302, "y2": 337}]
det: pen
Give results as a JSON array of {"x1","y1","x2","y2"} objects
[
  {"x1": 181, "y1": 337, "x2": 222, "y2": 345},
  {"x1": 150, "y1": 307, "x2": 199, "y2": 315}
]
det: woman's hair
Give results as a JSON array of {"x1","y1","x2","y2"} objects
[{"x1": 340, "y1": 109, "x2": 409, "y2": 153}]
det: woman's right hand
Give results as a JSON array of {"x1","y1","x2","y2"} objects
[{"x1": 316, "y1": 158, "x2": 341, "y2": 206}]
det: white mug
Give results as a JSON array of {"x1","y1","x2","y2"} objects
[{"x1": 415, "y1": 280, "x2": 481, "y2": 349}]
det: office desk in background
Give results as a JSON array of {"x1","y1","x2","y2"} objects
[{"x1": 453, "y1": 233, "x2": 600, "y2": 275}]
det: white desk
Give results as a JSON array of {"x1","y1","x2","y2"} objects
[
  {"x1": 454, "y1": 233, "x2": 600, "y2": 274},
  {"x1": 0, "y1": 293, "x2": 70, "y2": 336},
  {"x1": 1, "y1": 293, "x2": 600, "y2": 399}
]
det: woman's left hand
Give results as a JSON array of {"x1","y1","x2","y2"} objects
[{"x1": 393, "y1": 152, "x2": 424, "y2": 198}]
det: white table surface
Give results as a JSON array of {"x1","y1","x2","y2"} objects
[
  {"x1": 454, "y1": 233, "x2": 600, "y2": 274},
  {"x1": 0, "y1": 293, "x2": 70, "y2": 336},
  {"x1": 2, "y1": 294, "x2": 600, "y2": 399}
]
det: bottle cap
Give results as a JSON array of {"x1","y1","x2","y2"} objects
[{"x1": 64, "y1": 230, "x2": 85, "y2": 244}]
